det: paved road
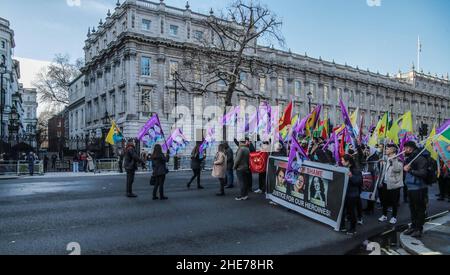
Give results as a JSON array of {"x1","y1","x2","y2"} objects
[{"x1": 1, "y1": 172, "x2": 449, "y2": 255}]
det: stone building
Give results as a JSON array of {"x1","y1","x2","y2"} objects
[{"x1": 74, "y1": 0, "x2": 450, "y2": 151}]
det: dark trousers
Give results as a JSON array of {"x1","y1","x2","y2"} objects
[
  {"x1": 356, "y1": 198, "x2": 363, "y2": 220},
  {"x1": 188, "y1": 169, "x2": 201, "y2": 187},
  {"x1": 438, "y1": 177, "x2": 450, "y2": 197},
  {"x1": 236, "y1": 170, "x2": 249, "y2": 197},
  {"x1": 153, "y1": 175, "x2": 166, "y2": 198},
  {"x1": 218, "y1": 178, "x2": 226, "y2": 194},
  {"x1": 341, "y1": 197, "x2": 358, "y2": 231},
  {"x1": 246, "y1": 171, "x2": 253, "y2": 192},
  {"x1": 126, "y1": 170, "x2": 136, "y2": 194},
  {"x1": 403, "y1": 184, "x2": 409, "y2": 201},
  {"x1": 382, "y1": 186, "x2": 401, "y2": 218},
  {"x1": 226, "y1": 169, "x2": 234, "y2": 187},
  {"x1": 258, "y1": 172, "x2": 267, "y2": 192},
  {"x1": 29, "y1": 164, "x2": 34, "y2": 176},
  {"x1": 408, "y1": 188, "x2": 428, "y2": 232}
]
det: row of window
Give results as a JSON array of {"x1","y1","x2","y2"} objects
[
  {"x1": 85, "y1": 91, "x2": 126, "y2": 123},
  {"x1": 140, "y1": 18, "x2": 205, "y2": 41}
]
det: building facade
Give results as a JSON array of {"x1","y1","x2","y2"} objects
[
  {"x1": 67, "y1": 74, "x2": 87, "y2": 151},
  {"x1": 75, "y1": 0, "x2": 450, "y2": 152},
  {"x1": 47, "y1": 113, "x2": 65, "y2": 154},
  {"x1": 22, "y1": 88, "x2": 38, "y2": 147}
]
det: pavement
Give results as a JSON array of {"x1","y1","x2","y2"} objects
[
  {"x1": 0, "y1": 172, "x2": 449, "y2": 255},
  {"x1": 400, "y1": 212, "x2": 450, "y2": 255}
]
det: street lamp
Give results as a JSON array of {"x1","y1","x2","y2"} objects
[{"x1": 307, "y1": 91, "x2": 313, "y2": 113}]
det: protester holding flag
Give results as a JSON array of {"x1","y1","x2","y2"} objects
[
  {"x1": 340, "y1": 154, "x2": 363, "y2": 235},
  {"x1": 124, "y1": 141, "x2": 144, "y2": 198},
  {"x1": 378, "y1": 144, "x2": 404, "y2": 225},
  {"x1": 212, "y1": 144, "x2": 228, "y2": 196},
  {"x1": 151, "y1": 144, "x2": 170, "y2": 200},
  {"x1": 403, "y1": 141, "x2": 429, "y2": 238},
  {"x1": 187, "y1": 143, "x2": 205, "y2": 190}
]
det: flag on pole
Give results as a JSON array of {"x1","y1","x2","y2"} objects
[
  {"x1": 305, "y1": 105, "x2": 322, "y2": 137},
  {"x1": 220, "y1": 106, "x2": 240, "y2": 126},
  {"x1": 387, "y1": 111, "x2": 413, "y2": 144},
  {"x1": 285, "y1": 138, "x2": 309, "y2": 184},
  {"x1": 368, "y1": 113, "x2": 389, "y2": 147},
  {"x1": 137, "y1": 114, "x2": 165, "y2": 147},
  {"x1": 433, "y1": 126, "x2": 450, "y2": 168},
  {"x1": 162, "y1": 128, "x2": 189, "y2": 157},
  {"x1": 425, "y1": 125, "x2": 438, "y2": 161},
  {"x1": 105, "y1": 121, "x2": 123, "y2": 145},
  {"x1": 279, "y1": 101, "x2": 293, "y2": 132},
  {"x1": 199, "y1": 127, "x2": 216, "y2": 159}
]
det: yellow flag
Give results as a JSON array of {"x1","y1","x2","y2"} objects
[
  {"x1": 106, "y1": 121, "x2": 118, "y2": 145},
  {"x1": 369, "y1": 113, "x2": 388, "y2": 147},
  {"x1": 337, "y1": 108, "x2": 358, "y2": 133},
  {"x1": 426, "y1": 125, "x2": 438, "y2": 161},
  {"x1": 387, "y1": 111, "x2": 414, "y2": 145}
]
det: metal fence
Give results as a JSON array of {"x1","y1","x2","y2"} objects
[
  {"x1": 0, "y1": 160, "x2": 44, "y2": 176},
  {"x1": 93, "y1": 156, "x2": 215, "y2": 174}
]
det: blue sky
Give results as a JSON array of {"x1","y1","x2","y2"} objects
[{"x1": 1, "y1": 0, "x2": 450, "y2": 77}]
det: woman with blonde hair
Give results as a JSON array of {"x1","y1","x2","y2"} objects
[{"x1": 212, "y1": 144, "x2": 228, "y2": 196}]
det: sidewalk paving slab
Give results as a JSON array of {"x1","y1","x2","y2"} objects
[{"x1": 400, "y1": 212, "x2": 450, "y2": 255}]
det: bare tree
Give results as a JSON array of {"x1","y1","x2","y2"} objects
[
  {"x1": 33, "y1": 54, "x2": 81, "y2": 106},
  {"x1": 172, "y1": 0, "x2": 284, "y2": 138}
]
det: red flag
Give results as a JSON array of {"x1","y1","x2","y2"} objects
[{"x1": 279, "y1": 101, "x2": 293, "y2": 132}]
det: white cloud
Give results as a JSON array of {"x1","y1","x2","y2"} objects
[
  {"x1": 15, "y1": 57, "x2": 52, "y2": 115},
  {"x1": 367, "y1": 0, "x2": 382, "y2": 7},
  {"x1": 66, "y1": 0, "x2": 82, "y2": 7}
]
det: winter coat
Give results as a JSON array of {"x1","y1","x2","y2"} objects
[
  {"x1": 382, "y1": 157, "x2": 404, "y2": 190},
  {"x1": 346, "y1": 166, "x2": 363, "y2": 199},
  {"x1": 212, "y1": 151, "x2": 227, "y2": 179},
  {"x1": 226, "y1": 147, "x2": 234, "y2": 170},
  {"x1": 124, "y1": 147, "x2": 141, "y2": 171},
  {"x1": 151, "y1": 153, "x2": 169, "y2": 176},
  {"x1": 233, "y1": 146, "x2": 250, "y2": 171},
  {"x1": 191, "y1": 149, "x2": 205, "y2": 170},
  {"x1": 405, "y1": 149, "x2": 428, "y2": 191}
]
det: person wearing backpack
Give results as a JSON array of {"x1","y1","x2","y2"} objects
[{"x1": 403, "y1": 141, "x2": 429, "y2": 238}]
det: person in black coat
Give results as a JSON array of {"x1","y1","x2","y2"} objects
[
  {"x1": 340, "y1": 154, "x2": 363, "y2": 235},
  {"x1": 187, "y1": 143, "x2": 205, "y2": 189},
  {"x1": 151, "y1": 144, "x2": 170, "y2": 200},
  {"x1": 124, "y1": 142, "x2": 143, "y2": 198},
  {"x1": 224, "y1": 142, "x2": 235, "y2": 188}
]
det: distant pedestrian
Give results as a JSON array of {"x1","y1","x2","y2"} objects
[
  {"x1": 378, "y1": 144, "x2": 403, "y2": 225},
  {"x1": 51, "y1": 154, "x2": 57, "y2": 169},
  {"x1": 27, "y1": 151, "x2": 36, "y2": 176},
  {"x1": 224, "y1": 142, "x2": 234, "y2": 189},
  {"x1": 234, "y1": 139, "x2": 251, "y2": 201},
  {"x1": 72, "y1": 153, "x2": 80, "y2": 173},
  {"x1": 43, "y1": 155, "x2": 49, "y2": 173},
  {"x1": 403, "y1": 141, "x2": 429, "y2": 238},
  {"x1": 124, "y1": 142, "x2": 143, "y2": 198},
  {"x1": 86, "y1": 153, "x2": 95, "y2": 173},
  {"x1": 187, "y1": 143, "x2": 205, "y2": 190},
  {"x1": 79, "y1": 152, "x2": 86, "y2": 172},
  {"x1": 340, "y1": 154, "x2": 363, "y2": 236},
  {"x1": 151, "y1": 144, "x2": 170, "y2": 200},
  {"x1": 212, "y1": 144, "x2": 227, "y2": 196}
]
